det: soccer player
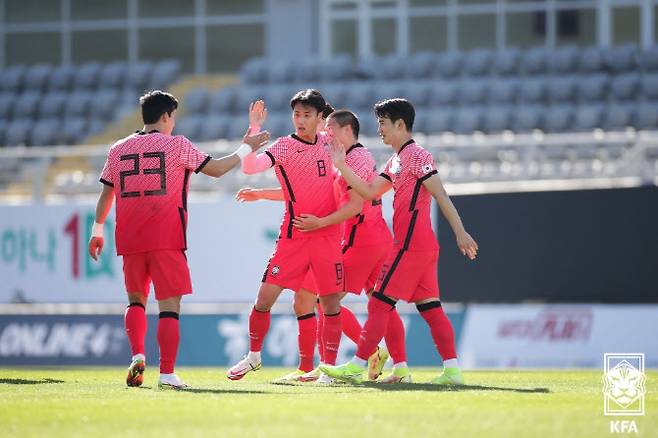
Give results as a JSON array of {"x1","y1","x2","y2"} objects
[
  {"x1": 237, "y1": 109, "x2": 411, "y2": 383},
  {"x1": 226, "y1": 90, "x2": 347, "y2": 381},
  {"x1": 88, "y1": 90, "x2": 269, "y2": 389},
  {"x1": 320, "y1": 98, "x2": 479, "y2": 385}
]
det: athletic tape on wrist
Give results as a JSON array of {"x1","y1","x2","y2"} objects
[
  {"x1": 236, "y1": 143, "x2": 252, "y2": 160},
  {"x1": 91, "y1": 222, "x2": 104, "y2": 238}
]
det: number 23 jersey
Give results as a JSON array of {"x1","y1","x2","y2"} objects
[{"x1": 99, "y1": 131, "x2": 211, "y2": 255}]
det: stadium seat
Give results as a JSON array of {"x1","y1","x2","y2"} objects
[
  {"x1": 635, "y1": 103, "x2": 658, "y2": 129},
  {"x1": 413, "y1": 111, "x2": 427, "y2": 133},
  {"x1": 236, "y1": 86, "x2": 266, "y2": 113},
  {"x1": 433, "y1": 51, "x2": 462, "y2": 78},
  {"x1": 462, "y1": 49, "x2": 494, "y2": 77},
  {"x1": 492, "y1": 49, "x2": 521, "y2": 76},
  {"x1": 359, "y1": 115, "x2": 379, "y2": 137},
  {"x1": 48, "y1": 65, "x2": 75, "y2": 91},
  {"x1": 150, "y1": 59, "x2": 181, "y2": 90},
  {"x1": 126, "y1": 61, "x2": 153, "y2": 91},
  {"x1": 404, "y1": 81, "x2": 432, "y2": 107},
  {"x1": 5, "y1": 119, "x2": 32, "y2": 146},
  {"x1": 488, "y1": 78, "x2": 517, "y2": 103},
  {"x1": 199, "y1": 115, "x2": 230, "y2": 140},
  {"x1": 405, "y1": 52, "x2": 435, "y2": 79},
  {"x1": 425, "y1": 109, "x2": 453, "y2": 134},
  {"x1": 638, "y1": 46, "x2": 658, "y2": 71},
  {"x1": 99, "y1": 61, "x2": 128, "y2": 90},
  {"x1": 265, "y1": 85, "x2": 291, "y2": 111},
  {"x1": 640, "y1": 73, "x2": 658, "y2": 101},
  {"x1": 518, "y1": 77, "x2": 546, "y2": 103},
  {"x1": 355, "y1": 56, "x2": 384, "y2": 80},
  {"x1": 267, "y1": 61, "x2": 293, "y2": 83},
  {"x1": 227, "y1": 115, "x2": 251, "y2": 140},
  {"x1": 0, "y1": 119, "x2": 7, "y2": 145},
  {"x1": 430, "y1": 80, "x2": 458, "y2": 105},
  {"x1": 241, "y1": 58, "x2": 268, "y2": 84},
  {"x1": 458, "y1": 79, "x2": 488, "y2": 105},
  {"x1": 184, "y1": 88, "x2": 211, "y2": 115},
  {"x1": 294, "y1": 59, "x2": 319, "y2": 82},
  {"x1": 371, "y1": 80, "x2": 406, "y2": 104},
  {"x1": 521, "y1": 47, "x2": 549, "y2": 75},
  {"x1": 61, "y1": 117, "x2": 88, "y2": 144},
  {"x1": 38, "y1": 92, "x2": 67, "y2": 119},
  {"x1": 605, "y1": 44, "x2": 638, "y2": 73},
  {"x1": 0, "y1": 65, "x2": 26, "y2": 92},
  {"x1": 512, "y1": 105, "x2": 543, "y2": 132},
  {"x1": 379, "y1": 55, "x2": 406, "y2": 80},
  {"x1": 24, "y1": 64, "x2": 52, "y2": 92},
  {"x1": 64, "y1": 92, "x2": 93, "y2": 118},
  {"x1": 579, "y1": 46, "x2": 606, "y2": 72},
  {"x1": 86, "y1": 119, "x2": 106, "y2": 138},
  {"x1": 344, "y1": 82, "x2": 375, "y2": 109},
  {"x1": 13, "y1": 92, "x2": 41, "y2": 119},
  {"x1": 604, "y1": 104, "x2": 635, "y2": 130},
  {"x1": 551, "y1": 46, "x2": 580, "y2": 74},
  {"x1": 91, "y1": 89, "x2": 120, "y2": 121},
  {"x1": 73, "y1": 62, "x2": 102, "y2": 90},
  {"x1": 174, "y1": 115, "x2": 204, "y2": 141},
  {"x1": 0, "y1": 93, "x2": 16, "y2": 119},
  {"x1": 319, "y1": 55, "x2": 353, "y2": 81},
  {"x1": 576, "y1": 73, "x2": 608, "y2": 102},
  {"x1": 319, "y1": 83, "x2": 346, "y2": 109},
  {"x1": 30, "y1": 118, "x2": 60, "y2": 146},
  {"x1": 544, "y1": 105, "x2": 575, "y2": 132},
  {"x1": 209, "y1": 87, "x2": 238, "y2": 113},
  {"x1": 573, "y1": 104, "x2": 604, "y2": 131},
  {"x1": 546, "y1": 75, "x2": 578, "y2": 103},
  {"x1": 483, "y1": 105, "x2": 513, "y2": 133},
  {"x1": 454, "y1": 107, "x2": 484, "y2": 134},
  {"x1": 610, "y1": 73, "x2": 640, "y2": 101}
]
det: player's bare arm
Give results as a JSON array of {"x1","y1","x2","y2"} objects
[
  {"x1": 422, "y1": 173, "x2": 479, "y2": 260},
  {"x1": 88, "y1": 184, "x2": 115, "y2": 261},
  {"x1": 330, "y1": 140, "x2": 391, "y2": 200},
  {"x1": 236, "y1": 187, "x2": 284, "y2": 202},
  {"x1": 293, "y1": 188, "x2": 363, "y2": 231},
  {"x1": 202, "y1": 129, "x2": 269, "y2": 178}
]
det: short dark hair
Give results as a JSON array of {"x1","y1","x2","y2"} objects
[
  {"x1": 328, "y1": 109, "x2": 360, "y2": 138},
  {"x1": 140, "y1": 90, "x2": 178, "y2": 124},
  {"x1": 290, "y1": 88, "x2": 327, "y2": 114},
  {"x1": 374, "y1": 98, "x2": 415, "y2": 132},
  {"x1": 322, "y1": 103, "x2": 335, "y2": 120}
]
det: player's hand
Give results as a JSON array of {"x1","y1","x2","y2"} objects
[
  {"x1": 249, "y1": 100, "x2": 267, "y2": 128},
  {"x1": 292, "y1": 214, "x2": 325, "y2": 231},
  {"x1": 88, "y1": 236, "x2": 104, "y2": 261},
  {"x1": 235, "y1": 187, "x2": 262, "y2": 202},
  {"x1": 243, "y1": 128, "x2": 270, "y2": 152},
  {"x1": 329, "y1": 138, "x2": 346, "y2": 168},
  {"x1": 457, "y1": 231, "x2": 478, "y2": 260}
]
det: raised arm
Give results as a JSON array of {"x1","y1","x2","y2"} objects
[
  {"x1": 330, "y1": 141, "x2": 391, "y2": 201},
  {"x1": 422, "y1": 173, "x2": 479, "y2": 260},
  {"x1": 241, "y1": 100, "x2": 274, "y2": 175},
  {"x1": 293, "y1": 188, "x2": 364, "y2": 231},
  {"x1": 88, "y1": 184, "x2": 115, "y2": 261}
]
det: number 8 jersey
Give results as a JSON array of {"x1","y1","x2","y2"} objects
[{"x1": 99, "y1": 130, "x2": 211, "y2": 255}]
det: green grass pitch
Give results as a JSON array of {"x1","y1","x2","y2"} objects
[{"x1": 1, "y1": 368, "x2": 655, "y2": 437}]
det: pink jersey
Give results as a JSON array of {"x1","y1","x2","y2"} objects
[
  {"x1": 381, "y1": 139, "x2": 439, "y2": 252},
  {"x1": 100, "y1": 130, "x2": 211, "y2": 255},
  {"x1": 265, "y1": 133, "x2": 340, "y2": 240},
  {"x1": 336, "y1": 143, "x2": 392, "y2": 250}
]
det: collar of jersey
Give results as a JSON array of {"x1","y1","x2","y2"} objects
[
  {"x1": 291, "y1": 133, "x2": 318, "y2": 145},
  {"x1": 397, "y1": 139, "x2": 415, "y2": 155},
  {"x1": 346, "y1": 143, "x2": 364, "y2": 155},
  {"x1": 135, "y1": 129, "x2": 160, "y2": 135}
]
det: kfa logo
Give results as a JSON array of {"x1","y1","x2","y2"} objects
[
  {"x1": 271, "y1": 265, "x2": 280, "y2": 277},
  {"x1": 603, "y1": 353, "x2": 646, "y2": 434}
]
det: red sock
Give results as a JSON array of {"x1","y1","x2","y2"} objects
[
  {"x1": 384, "y1": 308, "x2": 407, "y2": 364},
  {"x1": 340, "y1": 305, "x2": 361, "y2": 344},
  {"x1": 297, "y1": 313, "x2": 316, "y2": 372},
  {"x1": 322, "y1": 312, "x2": 342, "y2": 365},
  {"x1": 355, "y1": 294, "x2": 394, "y2": 361},
  {"x1": 124, "y1": 303, "x2": 146, "y2": 356},
  {"x1": 417, "y1": 302, "x2": 457, "y2": 361},
  {"x1": 157, "y1": 312, "x2": 179, "y2": 374},
  {"x1": 316, "y1": 303, "x2": 325, "y2": 363},
  {"x1": 249, "y1": 307, "x2": 270, "y2": 352}
]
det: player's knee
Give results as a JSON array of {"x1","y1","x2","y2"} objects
[{"x1": 415, "y1": 299, "x2": 442, "y2": 313}]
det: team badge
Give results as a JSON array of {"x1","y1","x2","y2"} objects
[{"x1": 271, "y1": 266, "x2": 280, "y2": 277}]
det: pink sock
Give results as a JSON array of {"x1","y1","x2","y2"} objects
[
  {"x1": 322, "y1": 312, "x2": 342, "y2": 365},
  {"x1": 340, "y1": 305, "x2": 362, "y2": 344},
  {"x1": 157, "y1": 312, "x2": 179, "y2": 374},
  {"x1": 355, "y1": 294, "x2": 394, "y2": 361},
  {"x1": 297, "y1": 313, "x2": 317, "y2": 372},
  {"x1": 384, "y1": 307, "x2": 407, "y2": 364},
  {"x1": 248, "y1": 307, "x2": 271, "y2": 352},
  {"x1": 417, "y1": 302, "x2": 457, "y2": 361},
  {"x1": 124, "y1": 303, "x2": 147, "y2": 356}
]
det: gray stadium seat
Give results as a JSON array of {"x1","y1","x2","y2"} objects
[
  {"x1": 458, "y1": 79, "x2": 487, "y2": 105},
  {"x1": 319, "y1": 55, "x2": 352, "y2": 81},
  {"x1": 0, "y1": 93, "x2": 16, "y2": 119},
  {"x1": 433, "y1": 51, "x2": 462, "y2": 78},
  {"x1": 265, "y1": 85, "x2": 291, "y2": 111},
  {"x1": 209, "y1": 87, "x2": 237, "y2": 113},
  {"x1": 0, "y1": 119, "x2": 7, "y2": 145},
  {"x1": 321, "y1": 83, "x2": 347, "y2": 109},
  {"x1": 38, "y1": 92, "x2": 67, "y2": 119},
  {"x1": 126, "y1": 61, "x2": 153, "y2": 91},
  {"x1": 454, "y1": 107, "x2": 484, "y2": 134},
  {"x1": 227, "y1": 115, "x2": 250, "y2": 140},
  {"x1": 640, "y1": 73, "x2": 658, "y2": 101},
  {"x1": 91, "y1": 90, "x2": 120, "y2": 121},
  {"x1": 605, "y1": 44, "x2": 638, "y2": 73},
  {"x1": 241, "y1": 58, "x2": 268, "y2": 84},
  {"x1": 174, "y1": 115, "x2": 204, "y2": 141},
  {"x1": 31, "y1": 118, "x2": 60, "y2": 146},
  {"x1": 268, "y1": 112, "x2": 293, "y2": 138},
  {"x1": 5, "y1": 119, "x2": 32, "y2": 146},
  {"x1": 74, "y1": 62, "x2": 102, "y2": 90},
  {"x1": 359, "y1": 115, "x2": 379, "y2": 137},
  {"x1": 488, "y1": 78, "x2": 517, "y2": 103},
  {"x1": 551, "y1": 46, "x2": 580, "y2": 74},
  {"x1": 150, "y1": 59, "x2": 180, "y2": 90},
  {"x1": 638, "y1": 47, "x2": 658, "y2": 71},
  {"x1": 61, "y1": 117, "x2": 88, "y2": 144},
  {"x1": 492, "y1": 49, "x2": 521, "y2": 76},
  {"x1": 604, "y1": 104, "x2": 635, "y2": 130},
  {"x1": 267, "y1": 61, "x2": 293, "y2": 83},
  {"x1": 462, "y1": 49, "x2": 493, "y2": 77},
  {"x1": 199, "y1": 115, "x2": 230, "y2": 140},
  {"x1": 405, "y1": 52, "x2": 435, "y2": 79},
  {"x1": 13, "y1": 92, "x2": 41, "y2": 119},
  {"x1": 24, "y1": 64, "x2": 52, "y2": 91},
  {"x1": 518, "y1": 77, "x2": 546, "y2": 103},
  {"x1": 544, "y1": 105, "x2": 575, "y2": 132},
  {"x1": 379, "y1": 55, "x2": 406, "y2": 80},
  {"x1": 483, "y1": 105, "x2": 513, "y2": 133},
  {"x1": 86, "y1": 119, "x2": 106, "y2": 137},
  {"x1": 635, "y1": 103, "x2": 658, "y2": 129},
  {"x1": 404, "y1": 81, "x2": 432, "y2": 107},
  {"x1": 577, "y1": 73, "x2": 608, "y2": 102},
  {"x1": 573, "y1": 104, "x2": 604, "y2": 131},
  {"x1": 512, "y1": 105, "x2": 543, "y2": 132},
  {"x1": 355, "y1": 57, "x2": 385, "y2": 80},
  {"x1": 236, "y1": 86, "x2": 266, "y2": 112},
  {"x1": 48, "y1": 65, "x2": 75, "y2": 91},
  {"x1": 430, "y1": 80, "x2": 458, "y2": 105},
  {"x1": 99, "y1": 61, "x2": 128, "y2": 90},
  {"x1": 371, "y1": 81, "x2": 406, "y2": 104},
  {"x1": 64, "y1": 91, "x2": 94, "y2": 118},
  {"x1": 294, "y1": 59, "x2": 319, "y2": 83},
  {"x1": 344, "y1": 82, "x2": 375, "y2": 109},
  {"x1": 413, "y1": 112, "x2": 427, "y2": 133},
  {"x1": 610, "y1": 73, "x2": 640, "y2": 101},
  {"x1": 521, "y1": 47, "x2": 549, "y2": 75},
  {"x1": 580, "y1": 46, "x2": 606, "y2": 73},
  {"x1": 546, "y1": 75, "x2": 578, "y2": 103},
  {"x1": 184, "y1": 88, "x2": 211, "y2": 115},
  {"x1": 425, "y1": 109, "x2": 453, "y2": 134},
  {"x1": 1, "y1": 65, "x2": 27, "y2": 92}
]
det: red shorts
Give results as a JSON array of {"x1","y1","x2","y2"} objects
[
  {"x1": 262, "y1": 236, "x2": 344, "y2": 296},
  {"x1": 375, "y1": 248, "x2": 440, "y2": 303},
  {"x1": 122, "y1": 250, "x2": 192, "y2": 300}
]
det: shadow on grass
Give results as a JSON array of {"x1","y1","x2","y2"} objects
[
  {"x1": 0, "y1": 378, "x2": 64, "y2": 385},
  {"x1": 364, "y1": 382, "x2": 550, "y2": 394},
  {"x1": 174, "y1": 387, "x2": 269, "y2": 395}
]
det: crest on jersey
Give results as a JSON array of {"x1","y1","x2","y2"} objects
[
  {"x1": 422, "y1": 164, "x2": 434, "y2": 174},
  {"x1": 389, "y1": 156, "x2": 401, "y2": 175},
  {"x1": 271, "y1": 266, "x2": 280, "y2": 277}
]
